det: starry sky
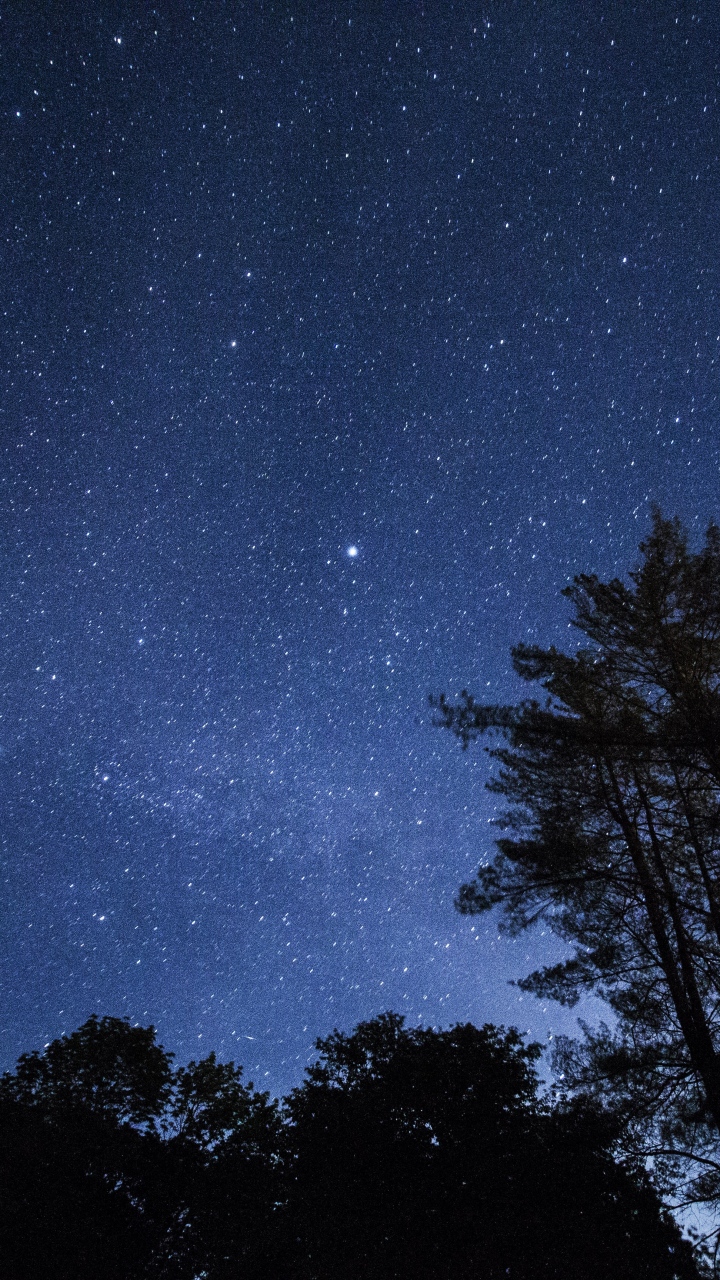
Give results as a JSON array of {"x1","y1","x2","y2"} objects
[{"x1": 2, "y1": 0, "x2": 720, "y2": 1094}]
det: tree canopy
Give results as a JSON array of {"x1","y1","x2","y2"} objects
[
  {"x1": 0, "y1": 1014, "x2": 172, "y2": 1127},
  {"x1": 0, "y1": 1009, "x2": 701, "y2": 1278},
  {"x1": 433, "y1": 512, "x2": 720, "y2": 1220},
  {"x1": 0, "y1": 1015, "x2": 277, "y2": 1279},
  {"x1": 283, "y1": 1011, "x2": 697, "y2": 1279}
]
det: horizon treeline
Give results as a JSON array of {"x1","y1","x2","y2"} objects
[{"x1": 0, "y1": 1010, "x2": 701, "y2": 1279}]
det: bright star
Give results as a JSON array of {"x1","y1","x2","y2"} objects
[{"x1": 347, "y1": 545, "x2": 359, "y2": 557}]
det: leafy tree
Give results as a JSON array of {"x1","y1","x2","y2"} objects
[
  {"x1": 432, "y1": 512, "x2": 720, "y2": 1220},
  {"x1": 0, "y1": 1015, "x2": 279, "y2": 1279},
  {"x1": 182, "y1": 1099, "x2": 286, "y2": 1280},
  {"x1": 0, "y1": 1013, "x2": 172, "y2": 1128},
  {"x1": 0, "y1": 1015, "x2": 179, "y2": 1279},
  {"x1": 0, "y1": 1086, "x2": 168, "y2": 1278},
  {"x1": 283, "y1": 1011, "x2": 698, "y2": 1280},
  {"x1": 165, "y1": 1054, "x2": 284, "y2": 1280},
  {"x1": 0, "y1": 1009, "x2": 702, "y2": 1278}
]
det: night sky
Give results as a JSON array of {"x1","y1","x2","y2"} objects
[{"x1": 2, "y1": 1, "x2": 720, "y2": 1094}]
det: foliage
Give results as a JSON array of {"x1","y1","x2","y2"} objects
[
  {"x1": 432, "y1": 511, "x2": 720, "y2": 1233},
  {"x1": 0, "y1": 1014, "x2": 277, "y2": 1279},
  {"x1": 0, "y1": 1014, "x2": 172, "y2": 1128},
  {"x1": 0, "y1": 1008, "x2": 701, "y2": 1278},
  {"x1": 283, "y1": 1011, "x2": 698, "y2": 1280}
]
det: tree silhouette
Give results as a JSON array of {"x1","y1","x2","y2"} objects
[
  {"x1": 433, "y1": 511, "x2": 720, "y2": 1225},
  {"x1": 0, "y1": 1015, "x2": 278, "y2": 1279},
  {"x1": 283, "y1": 1012, "x2": 698, "y2": 1279}
]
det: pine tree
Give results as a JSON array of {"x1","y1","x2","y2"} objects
[{"x1": 433, "y1": 513, "x2": 720, "y2": 1205}]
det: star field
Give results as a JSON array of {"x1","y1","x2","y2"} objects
[{"x1": 2, "y1": 1, "x2": 720, "y2": 1093}]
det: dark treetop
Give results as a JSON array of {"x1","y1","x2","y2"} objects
[
  {"x1": 435, "y1": 513, "x2": 720, "y2": 1221},
  {"x1": 0, "y1": 1012, "x2": 701, "y2": 1280}
]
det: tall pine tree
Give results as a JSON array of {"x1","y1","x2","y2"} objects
[{"x1": 434, "y1": 513, "x2": 720, "y2": 1203}]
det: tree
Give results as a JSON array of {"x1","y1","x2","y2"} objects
[
  {"x1": 282, "y1": 1012, "x2": 698, "y2": 1280},
  {"x1": 166, "y1": 1054, "x2": 284, "y2": 1280},
  {"x1": 0, "y1": 1014, "x2": 173, "y2": 1128},
  {"x1": 0, "y1": 1015, "x2": 279, "y2": 1280},
  {"x1": 432, "y1": 512, "x2": 720, "y2": 1218},
  {"x1": 0, "y1": 1010, "x2": 701, "y2": 1278},
  {"x1": 0, "y1": 1018, "x2": 173, "y2": 1279}
]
